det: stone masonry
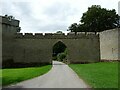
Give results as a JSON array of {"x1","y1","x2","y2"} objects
[
  {"x1": 100, "y1": 28, "x2": 120, "y2": 61},
  {"x1": 0, "y1": 15, "x2": 119, "y2": 67}
]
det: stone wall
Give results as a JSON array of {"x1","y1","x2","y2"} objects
[
  {"x1": 1, "y1": 15, "x2": 101, "y2": 68},
  {"x1": 1, "y1": 16, "x2": 20, "y2": 62},
  {"x1": 13, "y1": 33, "x2": 100, "y2": 64},
  {"x1": 118, "y1": 28, "x2": 120, "y2": 60},
  {"x1": 100, "y1": 28, "x2": 120, "y2": 61},
  {"x1": 0, "y1": 16, "x2": 2, "y2": 68}
]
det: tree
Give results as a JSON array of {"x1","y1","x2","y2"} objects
[
  {"x1": 57, "y1": 53, "x2": 66, "y2": 61},
  {"x1": 56, "y1": 31, "x2": 63, "y2": 34},
  {"x1": 53, "y1": 41, "x2": 66, "y2": 57},
  {"x1": 67, "y1": 5, "x2": 119, "y2": 33},
  {"x1": 77, "y1": 24, "x2": 89, "y2": 33},
  {"x1": 5, "y1": 14, "x2": 15, "y2": 21},
  {"x1": 67, "y1": 23, "x2": 78, "y2": 35},
  {"x1": 68, "y1": 23, "x2": 89, "y2": 34},
  {"x1": 80, "y1": 5, "x2": 119, "y2": 32},
  {"x1": 118, "y1": 16, "x2": 120, "y2": 28}
]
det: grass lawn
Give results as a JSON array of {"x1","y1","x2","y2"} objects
[
  {"x1": 2, "y1": 65, "x2": 52, "y2": 86},
  {"x1": 69, "y1": 62, "x2": 118, "y2": 88},
  {"x1": 0, "y1": 69, "x2": 2, "y2": 86}
]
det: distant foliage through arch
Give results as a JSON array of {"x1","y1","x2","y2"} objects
[{"x1": 52, "y1": 41, "x2": 67, "y2": 57}]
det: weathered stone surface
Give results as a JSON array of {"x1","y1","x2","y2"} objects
[
  {"x1": 14, "y1": 37, "x2": 100, "y2": 64},
  {"x1": 100, "y1": 28, "x2": 120, "y2": 60},
  {"x1": 1, "y1": 15, "x2": 119, "y2": 68},
  {"x1": 1, "y1": 16, "x2": 20, "y2": 62}
]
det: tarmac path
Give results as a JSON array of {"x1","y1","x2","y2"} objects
[{"x1": 5, "y1": 61, "x2": 90, "y2": 88}]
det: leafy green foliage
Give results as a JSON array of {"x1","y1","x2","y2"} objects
[
  {"x1": 81, "y1": 5, "x2": 119, "y2": 32},
  {"x1": 0, "y1": 70, "x2": 2, "y2": 86},
  {"x1": 68, "y1": 5, "x2": 120, "y2": 33},
  {"x1": 68, "y1": 23, "x2": 79, "y2": 35},
  {"x1": 57, "y1": 49, "x2": 67, "y2": 61},
  {"x1": 53, "y1": 41, "x2": 67, "y2": 57},
  {"x1": 57, "y1": 53, "x2": 66, "y2": 61},
  {"x1": 56, "y1": 31, "x2": 63, "y2": 34},
  {"x1": 69, "y1": 62, "x2": 118, "y2": 88},
  {"x1": 2, "y1": 65, "x2": 52, "y2": 86}
]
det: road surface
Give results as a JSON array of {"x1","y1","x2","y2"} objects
[{"x1": 5, "y1": 61, "x2": 90, "y2": 88}]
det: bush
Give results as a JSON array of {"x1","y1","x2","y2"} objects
[
  {"x1": 52, "y1": 56, "x2": 57, "y2": 60},
  {"x1": 57, "y1": 53, "x2": 66, "y2": 61}
]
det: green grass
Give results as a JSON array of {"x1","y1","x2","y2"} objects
[
  {"x1": 0, "y1": 69, "x2": 2, "y2": 86},
  {"x1": 69, "y1": 62, "x2": 118, "y2": 88},
  {"x1": 2, "y1": 65, "x2": 52, "y2": 86}
]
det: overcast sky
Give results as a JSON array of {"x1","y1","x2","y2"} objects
[{"x1": 0, "y1": 0, "x2": 120, "y2": 34}]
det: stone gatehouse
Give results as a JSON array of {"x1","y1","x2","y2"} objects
[{"x1": 0, "y1": 15, "x2": 119, "y2": 67}]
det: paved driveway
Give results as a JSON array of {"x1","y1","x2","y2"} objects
[{"x1": 5, "y1": 61, "x2": 90, "y2": 88}]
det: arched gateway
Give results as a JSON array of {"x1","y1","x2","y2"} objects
[
  {"x1": 10, "y1": 32, "x2": 100, "y2": 65},
  {"x1": 1, "y1": 16, "x2": 100, "y2": 68}
]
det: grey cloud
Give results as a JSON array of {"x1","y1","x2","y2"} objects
[
  {"x1": 21, "y1": 22, "x2": 68, "y2": 33},
  {"x1": 44, "y1": 24, "x2": 67, "y2": 31},
  {"x1": 35, "y1": 23, "x2": 68, "y2": 32},
  {"x1": 118, "y1": 1, "x2": 120, "y2": 15},
  {"x1": 43, "y1": 1, "x2": 79, "y2": 20},
  {"x1": 10, "y1": 2, "x2": 44, "y2": 31},
  {"x1": 12, "y1": 2, "x2": 32, "y2": 17},
  {"x1": 1, "y1": 1, "x2": 77, "y2": 33},
  {"x1": 1, "y1": 2, "x2": 13, "y2": 15},
  {"x1": 2, "y1": 0, "x2": 118, "y2": 34},
  {"x1": 1, "y1": 2, "x2": 33, "y2": 20}
]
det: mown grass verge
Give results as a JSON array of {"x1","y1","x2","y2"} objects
[
  {"x1": 69, "y1": 62, "x2": 118, "y2": 88},
  {"x1": 0, "y1": 69, "x2": 2, "y2": 86},
  {"x1": 1, "y1": 65, "x2": 52, "y2": 86}
]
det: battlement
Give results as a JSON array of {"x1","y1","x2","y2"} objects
[
  {"x1": 15, "y1": 32, "x2": 99, "y2": 39},
  {"x1": 100, "y1": 28, "x2": 120, "y2": 34},
  {"x1": 0, "y1": 15, "x2": 19, "y2": 27}
]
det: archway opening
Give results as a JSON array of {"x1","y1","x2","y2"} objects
[{"x1": 52, "y1": 41, "x2": 67, "y2": 62}]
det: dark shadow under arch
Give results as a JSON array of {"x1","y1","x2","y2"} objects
[{"x1": 52, "y1": 41, "x2": 67, "y2": 61}]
